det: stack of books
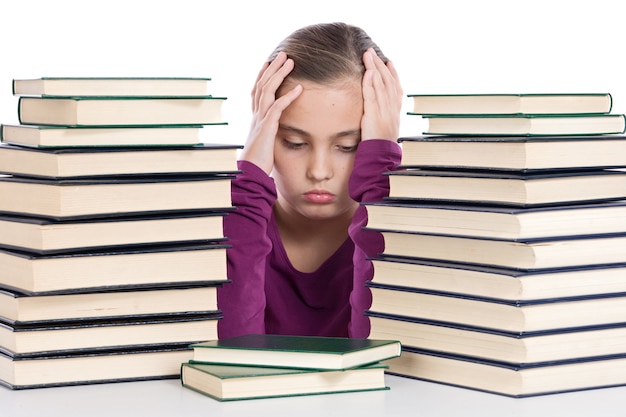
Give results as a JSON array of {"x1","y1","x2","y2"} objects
[
  {"x1": 180, "y1": 333, "x2": 401, "y2": 401},
  {"x1": 0, "y1": 77, "x2": 241, "y2": 389},
  {"x1": 363, "y1": 93, "x2": 626, "y2": 397}
]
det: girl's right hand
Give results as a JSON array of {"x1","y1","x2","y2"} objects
[{"x1": 240, "y1": 51, "x2": 303, "y2": 175}]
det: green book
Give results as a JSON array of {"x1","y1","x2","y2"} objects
[
  {"x1": 13, "y1": 77, "x2": 212, "y2": 97},
  {"x1": 180, "y1": 361, "x2": 389, "y2": 401},
  {"x1": 190, "y1": 334, "x2": 401, "y2": 370}
]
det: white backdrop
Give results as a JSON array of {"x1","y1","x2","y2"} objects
[{"x1": 1, "y1": 0, "x2": 624, "y2": 144}]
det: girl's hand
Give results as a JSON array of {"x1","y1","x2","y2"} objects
[
  {"x1": 360, "y1": 48, "x2": 403, "y2": 142},
  {"x1": 241, "y1": 51, "x2": 303, "y2": 175}
]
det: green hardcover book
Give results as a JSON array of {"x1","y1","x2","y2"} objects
[
  {"x1": 421, "y1": 113, "x2": 626, "y2": 136},
  {"x1": 13, "y1": 77, "x2": 213, "y2": 97},
  {"x1": 17, "y1": 96, "x2": 227, "y2": 127},
  {"x1": 407, "y1": 93, "x2": 613, "y2": 115},
  {"x1": 190, "y1": 334, "x2": 401, "y2": 370},
  {"x1": 180, "y1": 361, "x2": 389, "y2": 401}
]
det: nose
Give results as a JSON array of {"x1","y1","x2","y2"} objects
[{"x1": 306, "y1": 148, "x2": 333, "y2": 182}]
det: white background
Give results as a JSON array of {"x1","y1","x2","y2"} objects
[{"x1": 1, "y1": 0, "x2": 624, "y2": 143}]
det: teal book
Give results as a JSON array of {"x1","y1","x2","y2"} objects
[
  {"x1": 180, "y1": 361, "x2": 389, "y2": 401},
  {"x1": 190, "y1": 334, "x2": 401, "y2": 370}
]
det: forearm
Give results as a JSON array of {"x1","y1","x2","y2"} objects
[{"x1": 217, "y1": 160, "x2": 276, "y2": 338}]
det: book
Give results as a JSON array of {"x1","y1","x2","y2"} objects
[
  {"x1": 0, "y1": 174, "x2": 233, "y2": 219},
  {"x1": 180, "y1": 362, "x2": 389, "y2": 401},
  {"x1": 0, "y1": 143, "x2": 240, "y2": 178},
  {"x1": 1, "y1": 124, "x2": 205, "y2": 148},
  {"x1": 370, "y1": 256, "x2": 626, "y2": 303},
  {"x1": 397, "y1": 135, "x2": 626, "y2": 171},
  {"x1": 407, "y1": 93, "x2": 613, "y2": 115},
  {"x1": 420, "y1": 113, "x2": 626, "y2": 136},
  {"x1": 367, "y1": 284, "x2": 626, "y2": 334},
  {"x1": 0, "y1": 344, "x2": 193, "y2": 389},
  {"x1": 368, "y1": 312, "x2": 626, "y2": 366},
  {"x1": 0, "y1": 212, "x2": 227, "y2": 254},
  {"x1": 0, "y1": 285, "x2": 220, "y2": 324},
  {"x1": 0, "y1": 313, "x2": 220, "y2": 356},
  {"x1": 374, "y1": 230, "x2": 626, "y2": 270},
  {"x1": 17, "y1": 96, "x2": 226, "y2": 127},
  {"x1": 385, "y1": 347, "x2": 626, "y2": 397},
  {"x1": 363, "y1": 200, "x2": 626, "y2": 240},
  {"x1": 189, "y1": 334, "x2": 401, "y2": 370},
  {"x1": 0, "y1": 243, "x2": 228, "y2": 294},
  {"x1": 13, "y1": 77, "x2": 212, "y2": 97},
  {"x1": 385, "y1": 169, "x2": 626, "y2": 207}
]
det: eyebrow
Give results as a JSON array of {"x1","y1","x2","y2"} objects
[{"x1": 278, "y1": 123, "x2": 361, "y2": 140}]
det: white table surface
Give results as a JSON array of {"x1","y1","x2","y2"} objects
[{"x1": 2, "y1": 373, "x2": 625, "y2": 417}]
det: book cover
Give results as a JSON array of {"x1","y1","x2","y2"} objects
[
  {"x1": 17, "y1": 96, "x2": 227, "y2": 127},
  {"x1": 0, "y1": 312, "x2": 221, "y2": 356},
  {"x1": 374, "y1": 229, "x2": 626, "y2": 269},
  {"x1": 13, "y1": 77, "x2": 213, "y2": 97},
  {"x1": 0, "y1": 283, "x2": 222, "y2": 325},
  {"x1": 0, "y1": 142, "x2": 241, "y2": 178},
  {"x1": 367, "y1": 282, "x2": 626, "y2": 334},
  {"x1": 190, "y1": 334, "x2": 401, "y2": 370},
  {"x1": 369, "y1": 255, "x2": 626, "y2": 303},
  {"x1": 407, "y1": 93, "x2": 613, "y2": 115},
  {"x1": 0, "y1": 343, "x2": 193, "y2": 389},
  {"x1": 384, "y1": 168, "x2": 626, "y2": 207},
  {"x1": 0, "y1": 242, "x2": 229, "y2": 295},
  {"x1": 0, "y1": 211, "x2": 229, "y2": 254},
  {"x1": 386, "y1": 346, "x2": 626, "y2": 397},
  {"x1": 368, "y1": 311, "x2": 626, "y2": 366},
  {"x1": 0, "y1": 124, "x2": 206, "y2": 148},
  {"x1": 363, "y1": 199, "x2": 626, "y2": 239},
  {"x1": 0, "y1": 174, "x2": 234, "y2": 219},
  {"x1": 420, "y1": 113, "x2": 626, "y2": 136},
  {"x1": 180, "y1": 361, "x2": 389, "y2": 401},
  {"x1": 396, "y1": 134, "x2": 626, "y2": 171}
]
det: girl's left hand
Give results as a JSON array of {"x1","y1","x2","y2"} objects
[{"x1": 360, "y1": 48, "x2": 403, "y2": 142}]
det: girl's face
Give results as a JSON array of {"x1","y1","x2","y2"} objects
[{"x1": 272, "y1": 80, "x2": 363, "y2": 222}]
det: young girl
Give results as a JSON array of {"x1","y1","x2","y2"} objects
[{"x1": 217, "y1": 22, "x2": 403, "y2": 339}]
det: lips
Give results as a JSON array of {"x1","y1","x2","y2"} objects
[{"x1": 303, "y1": 190, "x2": 336, "y2": 204}]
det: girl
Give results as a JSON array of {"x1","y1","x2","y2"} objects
[{"x1": 218, "y1": 22, "x2": 403, "y2": 338}]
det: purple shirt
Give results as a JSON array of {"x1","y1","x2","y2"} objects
[{"x1": 217, "y1": 139, "x2": 402, "y2": 338}]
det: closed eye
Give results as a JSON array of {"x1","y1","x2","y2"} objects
[{"x1": 281, "y1": 138, "x2": 307, "y2": 150}]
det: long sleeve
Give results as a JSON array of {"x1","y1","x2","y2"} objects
[
  {"x1": 217, "y1": 160, "x2": 277, "y2": 338},
  {"x1": 347, "y1": 139, "x2": 402, "y2": 338}
]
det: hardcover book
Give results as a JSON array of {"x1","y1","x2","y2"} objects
[
  {"x1": 0, "y1": 312, "x2": 221, "y2": 356},
  {"x1": 0, "y1": 174, "x2": 234, "y2": 219},
  {"x1": 1, "y1": 124, "x2": 205, "y2": 148},
  {"x1": 367, "y1": 283, "x2": 626, "y2": 334},
  {"x1": 369, "y1": 256, "x2": 626, "y2": 302},
  {"x1": 17, "y1": 96, "x2": 226, "y2": 127},
  {"x1": 363, "y1": 199, "x2": 626, "y2": 240},
  {"x1": 0, "y1": 344, "x2": 193, "y2": 389},
  {"x1": 374, "y1": 230, "x2": 626, "y2": 270},
  {"x1": 190, "y1": 334, "x2": 401, "y2": 370},
  {"x1": 397, "y1": 135, "x2": 626, "y2": 171},
  {"x1": 385, "y1": 168, "x2": 626, "y2": 207},
  {"x1": 0, "y1": 243, "x2": 228, "y2": 294},
  {"x1": 0, "y1": 211, "x2": 228, "y2": 254},
  {"x1": 421, "y1": 113, "x2": 626, "y2": 136},
  {"x1": 0, "y1": 142, "x2": 241, "y2": 178},
  {"x1": 368, "y1": 312, "x2": 626, "y2": 366},
  {"x1": 385, "y1": 347, "x2": 626, "y2": 397},
  {"x1": 408, "y1": 93, "x2": 613, "y2": 115},
  {"x1": 12, "y1": 77, "x2": 213, "y2": 97},
  {"x1": 0, "y1": 284, "x2": 220, "y2": 324},
  {"x1": 181, "y1": 362, "x2": 388, "y2": 401}
]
